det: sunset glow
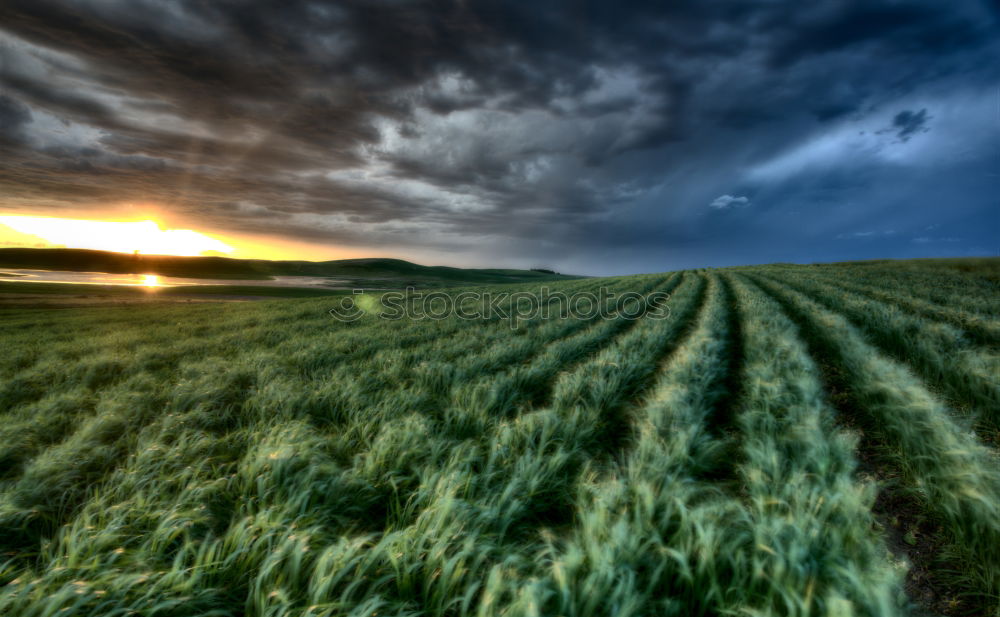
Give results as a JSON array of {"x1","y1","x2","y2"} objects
[
  {"x1": 0, "y1": 216, "x2": 234, "y2": 257},
  {"x1": 141, "y1": 274, "x2": 160, "y2": 288}
]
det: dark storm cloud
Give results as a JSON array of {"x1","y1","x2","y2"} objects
[
  {"x1": 891, "y1": 109, "x2": 931, "y2": 142},
  {"x1": 0, "y1": 0, "x2": 997, "y2": 272},
  {"x1": 766, "y1": 3, "x2": 987, "y2": 68},
  {"x1": 0, "y1": 94, "x2": 32, "y2": 144}
]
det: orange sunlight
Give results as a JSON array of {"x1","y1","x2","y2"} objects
[
  {"x1": 0, "y1": 213, "x2": 377, "y2": 262},
  {"x1": 0, "y1": 215, "x2": 234, "y2": 257}
]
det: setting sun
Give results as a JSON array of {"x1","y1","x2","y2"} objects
[
  {"x1": 141, "y1": 274, "x2": 161, "y2": 288},
  {"x1": 0, "y1": 216, "x2": 234, "y2": 257}
]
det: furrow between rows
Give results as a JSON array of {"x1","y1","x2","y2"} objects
[{"x1": 747, "y1": 272, "x2": 1000, "y2": 615}]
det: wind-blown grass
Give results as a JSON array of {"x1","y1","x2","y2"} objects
[
  {"x1": 748, "y1": 272, "x2": 1000, "y2": 612},
  {"x1": 760, "y1": 271, "x2": 1000, "y2": 441},
  {"x1": 0, "y1": 258, "x2": 998, "y2": 616}
]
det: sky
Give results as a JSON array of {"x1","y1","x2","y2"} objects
[{"x1": 0, "y1": 0, "x2": 997, "y2": 275}]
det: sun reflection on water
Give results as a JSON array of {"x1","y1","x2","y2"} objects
[{"x1": 142, "y1": 274, "x2": 160, "y2": 288}]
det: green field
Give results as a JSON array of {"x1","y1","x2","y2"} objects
[{"x1": 1, "y1": 259, "x2": 998, "y2": 616}]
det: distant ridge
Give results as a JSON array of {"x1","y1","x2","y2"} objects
[{"x1": 0, "y1": 248, "x2": 581, "y2": 287}]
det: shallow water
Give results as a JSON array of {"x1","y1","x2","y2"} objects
[{"x1": 0, "y1": 268, "x2": 350, "y2": 288}]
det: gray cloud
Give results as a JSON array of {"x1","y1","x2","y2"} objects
[
  {"x1": 0, "y1": 0, "x2": 996, "y2": 272},
  {"x1": 0, "y1": 94, "x2": 32, "y2": 144}
]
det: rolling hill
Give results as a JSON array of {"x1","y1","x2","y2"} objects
[{"x1": 0, "y1": 248, "x2": 580, "y2": 287}]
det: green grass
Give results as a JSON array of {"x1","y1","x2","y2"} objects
[{"x1": 0, "y1": 258, "x2": 998, "y2": 616}]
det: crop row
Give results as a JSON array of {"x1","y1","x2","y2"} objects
[{"x1": 1, "y1": 263, "x2": 998, "y2": 616}]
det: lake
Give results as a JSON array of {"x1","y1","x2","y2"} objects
[{"x1": 0, "y1": 269, "x2": 351, "y2": 289}]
